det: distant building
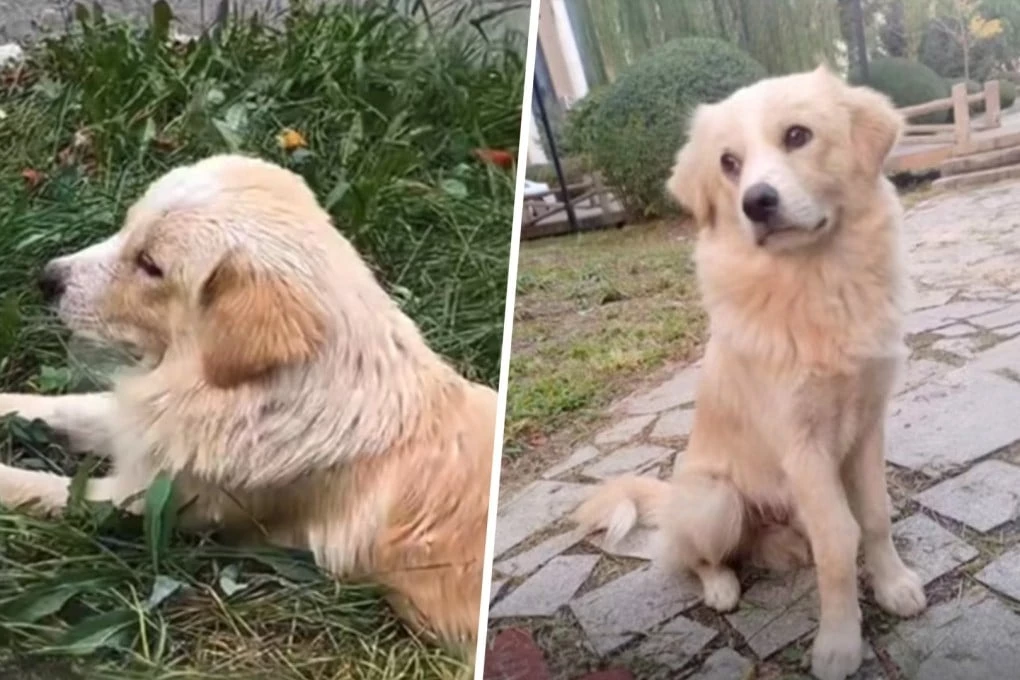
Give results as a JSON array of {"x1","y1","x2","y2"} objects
[{"x1": 529, "y1": 0, "x2": 587, "y2": 165}]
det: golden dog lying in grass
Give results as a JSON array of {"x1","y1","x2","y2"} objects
[
  {"x1": 0, "y1": 154, "x2": 495, "y2": 656},
  {"x1": 575, "y1": 66, "x2": 926, "y2": 680}
]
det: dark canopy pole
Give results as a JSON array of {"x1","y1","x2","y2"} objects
[{"x1": 532, "y1": 74, "x2": 580, "y2": 234}]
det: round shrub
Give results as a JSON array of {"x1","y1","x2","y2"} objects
[
  {"x1": 1000, "y1": 79, "x2": 1017, "y2": 109},
  {"x1": 570, "y1": 37, "x2": 766, "y2": 216},
  {"x1": 851, "y1": 57, "x2": 950, "y2": 125}
]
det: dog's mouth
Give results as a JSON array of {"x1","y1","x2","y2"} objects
[{"x1": 754, "y1": 217, "x2": 829, "y2": 246}]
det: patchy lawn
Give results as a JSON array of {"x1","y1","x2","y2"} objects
[{"x1": 501, "y1": 219, "x2": 707, "y2": 490}]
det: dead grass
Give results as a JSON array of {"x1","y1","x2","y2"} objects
[{"x1": 501, "y1": 220, "x2": 706, "y2": 488}]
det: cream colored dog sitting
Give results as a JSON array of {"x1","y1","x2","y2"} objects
[
  {"x1": 0, "y1": 154, "x2": 496, "y2": 654},
  {"x1": 575, "y1": 67, "x2": 925, "y2": 680}
]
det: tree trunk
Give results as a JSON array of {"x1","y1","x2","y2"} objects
[
  {"x1": 736, "y1": 0, "x2": 752, "y2": 50},
  {"x1": 852, "y1": 0, "x2": 869, "y2": 80},
  {"x1": 963, "y1": 26, "x2": 970, "y2": 80}
]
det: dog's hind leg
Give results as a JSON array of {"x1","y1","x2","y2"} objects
[
  {"x1": 748, "y1": 522, "x2": 812, "y2": 572},
  {"x1": 659, "y1": 471, "x2": 745, "y2": 612},
  {"x1": 0, "y1": 392, "x2": 115, "y2": 454}
]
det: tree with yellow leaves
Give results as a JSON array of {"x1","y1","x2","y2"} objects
[{"x1": 930, "y1": 0, "x2": 1004, "y2": 80}]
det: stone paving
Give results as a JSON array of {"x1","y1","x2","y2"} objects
[{"x1": 488, "y1": 181, "x2": 1020, "y2": 680}]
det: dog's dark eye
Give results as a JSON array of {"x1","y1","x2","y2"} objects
[
  {"x1": 784, "y1": 125, "x2": 812, "y2": 150},
  {"x1": 720, "y1": 153, "x2": 741, "y2": 178},
  {"x1": 136, "y1": 251, "x2": 163, "y2": 278}
]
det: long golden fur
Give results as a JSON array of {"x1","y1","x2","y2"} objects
[
  {"x1": 573, "y1": 67, "x2": 926, "y2": 680},
  {"x1": 0, "y1": 154, "x2": 495, "y2": 658}
]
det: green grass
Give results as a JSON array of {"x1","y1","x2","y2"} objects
[
  {"x1": 503, "y1": 221, "x2": 706, "y2": 478},
  {"x1": 0, "y1": 1, "x2": 522, "y2": 677}
]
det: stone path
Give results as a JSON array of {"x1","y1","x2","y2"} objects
[{"x1": 488, "y1": 181, "x2": 1020, "y2": 680}]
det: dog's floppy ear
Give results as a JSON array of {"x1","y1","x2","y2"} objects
[
  {"x1": 665, "y1": 105, "x2": 715, "y2": 226},
  {"x1": 845, "y1": 84, "x2": 903, "y2": 178},
  {"x1": 198, "y1": 250, "x2": 326, "y2": 388}
]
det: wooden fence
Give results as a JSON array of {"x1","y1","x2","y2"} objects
[{"x1": 898, "y1": 80, "x2": 1002, "y2": 153}]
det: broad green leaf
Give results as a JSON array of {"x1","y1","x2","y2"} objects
[
  {"x1": 218, "y1": 564, "x2": 249, "y2": 597},
  {"x1": 324, "y1": 176, "x2": 350, "y2": 211},
  {"x1": 151, "y1": 0, "x2": 173, "y2": 42},
  {"x1": 212, "y1": 118, "x2": 243, "y2": 152},
  {"x1": 440, "y1": 178, "x2": 468, "y2": 199},
  {"x1": 4, "y1": 586, "x2": 83, "y2": 622},
  {"x1": 146, "y1": 575, "x2": 183, "y2": 609},
  {"x1": 52, "y1": 609, "x2": 135, "y2": 655},
  {"x1": 144, "y1": 472, "x2": 176, "y2": 571},
  {"x1": 251, "y1": 551, "x2": 322, "y2": 583}
]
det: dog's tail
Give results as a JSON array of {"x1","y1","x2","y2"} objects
[{"x1": 572, "y1": 475, "x2": 672, "y2": 548}]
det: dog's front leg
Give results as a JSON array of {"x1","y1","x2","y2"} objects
[
  {"x1": 0, "y1": 392, "x2": 115, "y2": 454},
  {"x1": 784, "y1": 444, "x2": 863, "y2": 680},
  {"x1": 845, "y1": 422, "x2": 926, "y2": 618},
  {"x1": 0, "y1": 466, "x2": 142, "y2": 516}
]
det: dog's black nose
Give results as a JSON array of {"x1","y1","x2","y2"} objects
[
  {"x1": 742, "y1": 182, "x2": 780, "y2": 223},
  {"x1": 38, "y1": 263, "x2": 66, "y2": 303}
]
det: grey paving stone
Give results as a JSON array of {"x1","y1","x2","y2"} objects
[
  {"x1": 488, "y1": 555, "x2": 598, "y2": 619},
  {"x1": 650, "y1": 407, "x2": 695, "y2": 440},
  {"x1": 882, "y1": 591, "x2": 1020, "y2": 679},
  {"x1": 632, "y1": 615, "x2": 717, "y2": 671},
  {"x1": 911, "y1": 289, "x2": 955, "y2": 311},
  {"x1": 892, "y1": 514, "x2": 978, "y2": 584},
  {"x1": 543, "y1": 445, "x2": 600, "y2": 479},
  {"x1": 972, "y1": 302, "x2": 1020, "y2": 329},
  {"x1": 582, "y1": 444, "x2": 673, "y2": 480},
  {"x1": 975, "y1": 546, "x2": 1020, "y2": 601},
  {"x1": 895, "y1": 358, "x2": 946, "y2": 395},
  {"x1": 904, "y1": 300, "x2": 1004, "y2": 335},
  {"x1": 594, "y1": 414, "x2": 655, "y2": 446},
  {"x1": 490, "y1": 579, "x2": 506, "y2": 603},
  {"x1": 688, "y1": 648, "x2": 753, "y2": 680},
  {"x1": 886, "y1": 368, "x2": 1020, "y2": 474},
  {"x1": 570, "y1": 564, "x2": 701, "y2": 656},
  {"x1": 933, "y1": 322, "x2": 978, "y2": 338},
  {"x1": 726, "y1": 570, "x2": 818, "y2": 659},
  {"x1": 495, "y1": 481, "x2": 592, "y2": 557},
  {"x1": 614, "y1": 366, "x2": 700, "y2": 415},
  {"x1": 495, "y1": 529, "x2": 585, "y2": 578},
  {"x1": 931, "y1": 336, "x2": 981, "y2": 359},
  {"x1": 915, "y1": 460, "x2": 1020, "y2": 532},
  {"x1": 969, "y1": 334, "x2": 1020, "y2": 374},
  {"x1": 588, "y1": 526, "x2": 658, "y2": 561}
]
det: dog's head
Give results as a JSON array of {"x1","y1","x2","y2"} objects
[
  {"x1": 666, "y1": 65, "x2": 902, "y2": 253},
  {"x1": 39, "y1": 155, "x2": 337, "y2": 388}
]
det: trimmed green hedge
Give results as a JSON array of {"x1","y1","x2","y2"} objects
[
  {"x1": 565, "y1": 37, "x2": 766, "y2": 216},
  {"x1": 852, "y1": 57, "x2": 950, "y2": 125}
]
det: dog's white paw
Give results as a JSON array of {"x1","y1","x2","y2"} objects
[
  {"x1": 873, "y1": 567, "x2": 926, "y2": 618},
  {"x1": 700, "y1": 568, "x2": 740, "y2": 612},
  {"x1": 810, "y1": 623, "x2": 863, "y2": 680}
]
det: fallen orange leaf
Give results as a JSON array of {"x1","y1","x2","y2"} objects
[
  {"x1": 277, "y1": 128, "x2": 307, "y2": 151},
  {"x1": 21, "y1": 168, "x2": 44, "y2": 188},
  {"x1": 472, "y1": 148, "x2": 515, "y2": 169}
]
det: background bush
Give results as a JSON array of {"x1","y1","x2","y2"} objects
[
  {"x1": 1000, "y1": 78, "x2": 1018, "y2": 108},
  {"x1": 565, "y1": 37, "x2": 765, "y2": 217},
  {"x1": 851, "y1": 57, "x2": 950, "y2": 125}
]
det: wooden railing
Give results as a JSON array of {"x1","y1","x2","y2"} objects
[
  {"x1": 898, "y1": 80, "x2": 1002, "y2": 153},
  {"x1": 522, "y1": 177, "x2": 613, "y2": 229}
]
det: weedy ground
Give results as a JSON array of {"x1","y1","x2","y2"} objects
[
  {"x1": 500, "y1": 220, "x2": 706, "y2": 492},
  {"x1": 0, "y1": 2, "x2": 522, "y2": 678}
]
